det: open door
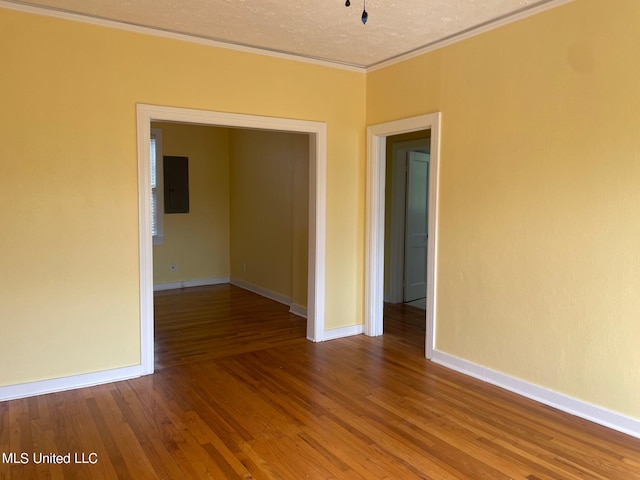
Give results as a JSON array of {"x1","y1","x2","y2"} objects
[{"x1": 403, "y1": 151, "x2": 429, "y2": 302}]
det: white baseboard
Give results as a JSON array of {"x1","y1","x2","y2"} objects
[
  {"x1": 323, "y1": 324, "x2": 364, "y2": 341},
  {"x1": 431, "y1": 350, "x2": 640, "y2": 440},
  {"x1": 154, "y1": 281, "x2": 183, "y2": 291},
  {"x1": 154, "y1": 277, "x2": 230, "y2": 291},
  {"x1": 0, "y1": 365, "x2": 143, "y2": 402},
  {"x1": 230, "y1": 278, "x2": 292, "y2": 306},
  {"x1": 289, "y1": 303, "x2": 307, "y2": 318},
  {"x1": 230, "y1": 280, "x2": 366, "y2": 341}
]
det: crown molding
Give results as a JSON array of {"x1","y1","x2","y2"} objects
[
  {"x1": 1, "y1": 0, "x2": 574, "y2": 74},
  {"x1": 0, "y1": 0, "x2": 366, "y2": 73},
  {"x1": 366, "y1": 0, "x2": 575, "y2": 72}
]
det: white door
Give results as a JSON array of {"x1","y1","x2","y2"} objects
[{"x1": 404, "y1": 151, "x2": 429, "y2": 302}]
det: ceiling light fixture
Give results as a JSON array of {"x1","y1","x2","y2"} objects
[{"x1": 345, "y1": 0, "x2": 368, "y2": 25}]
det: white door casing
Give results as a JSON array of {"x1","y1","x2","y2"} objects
[
  {"x1": 365, "y1": 113, "x2": 440, "y2": 359},
  {"x1": 137, "y1": 104, "x2": 327, "y2": 375}
]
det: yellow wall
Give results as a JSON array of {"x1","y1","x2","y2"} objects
[
  {"x1": 152, "y1": 122, "x2": 231, "y2": 285},
  {"x1": 229, "y1": 129, "x2": 309, "y2": 306},
  {"x1": 151, "y1": 123, "x2": 308, "y2": 303},
  {"x1": 0, "y1": 7, "x2": 365, "y2": 386},
  {"x1": 368, "y1": 0, "x2": 640, "y2": 419},
  {"x1": 291, "y1": 141, "x2": 310, "y2": 308}
]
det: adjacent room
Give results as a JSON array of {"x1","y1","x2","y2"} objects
[{"x1": 150, "y1": 122, "x2": 309, "y2": 368}]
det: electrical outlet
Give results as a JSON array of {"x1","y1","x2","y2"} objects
[{"x1": 170, "y1": 263, "x2": 177, "y2": 272}]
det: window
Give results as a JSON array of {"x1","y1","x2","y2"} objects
[{"x1": 150, "y1": 128, "x2": 164, "y2": 245}]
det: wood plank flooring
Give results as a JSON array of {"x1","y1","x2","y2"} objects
[
  {"x1": 154, "y1": 285, "x2": 307, "y2": 369},
  {"x1": 1, "y1": 285, "x2": 640, "y2": 479}
]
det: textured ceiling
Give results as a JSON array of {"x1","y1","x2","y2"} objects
[{"x1": 8, "y1": 0, "x2": 564, "y2": 68}]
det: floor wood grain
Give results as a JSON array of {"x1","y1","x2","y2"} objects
[
  {"x1": 1, "y1": 285, "x2": 639, "y2": 479},
  {"x1": 154, "y1": 284, "x2": 307, "y2": 369}
]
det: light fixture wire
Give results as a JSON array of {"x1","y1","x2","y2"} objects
[{"x1": 345, "y1": 0, "x2": 368, "y2": 24}]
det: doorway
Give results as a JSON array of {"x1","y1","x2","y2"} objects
[
  {"x1": 364, "y1": 113, "x2": 441, "y2": 358},
  {"x1": 137, "y1": 104, "x2": 328, "y2": 375},
  {"x1": 386, "y1": 135, "x2": 431, "y2": 308}
]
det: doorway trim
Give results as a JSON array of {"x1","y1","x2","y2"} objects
[
  {"x1": 364, "y1": 113, "x2": 441, "y2": 358},
  {"x1": 137, "y1": 104, "x2": 327, "y2": 374}
]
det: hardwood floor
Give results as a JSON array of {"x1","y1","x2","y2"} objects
[
  {"x1": 1, "y1": 286, "x2": 639, "y2": 479},
  {"x1": 154, "y1": 284, "x2": 307, "y2": 369},
  {"x1": 383, "y1": 302, "x2": 427, "y2": 352}
]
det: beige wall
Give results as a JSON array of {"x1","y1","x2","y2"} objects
[
  {"x1": 152, "y1": 122, "x2": 231, "y2": 285},
  {"x1": 368, "y1": 0, "x2": 640, "y2": 419},
  {"x1": 0, "y1": 7, "x2": 365, "y2": 386},
  {"x1": 229, "y1": 129, "x2": 309, "y2": 306}
]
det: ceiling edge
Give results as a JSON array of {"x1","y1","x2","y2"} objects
[
  {"x1": 366, "y1": 0, "x2": 575, "y2": 73},
  {"x1": 0, "y1": 0, "x2": 367, "y2": 73},
  {"x1": 1, "y1": 0, "x2": 575, "y2": 74}
]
